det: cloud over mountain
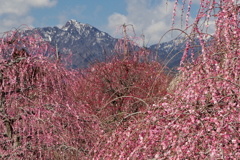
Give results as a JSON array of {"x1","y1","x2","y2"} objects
[
  {"x1": 107, "y1": 0, "x2": 192, "y2": 45},
  {"x1": 0, "y1": 0, "x2": 57, "y2": 32}
]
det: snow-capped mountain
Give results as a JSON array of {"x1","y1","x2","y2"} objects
[
  {"x1": 34, "y1": 19, "x2": 118, "y2": 68},
  {"x1": 30, "y1": 19, "x2": 203, "y2": 69},
  {"x1": 150, "y1": 36, "x2": 202, "y2": 69}
]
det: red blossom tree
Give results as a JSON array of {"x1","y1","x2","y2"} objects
[{"x1": 73, "y1": 31, "x2": 172, "y2": 134}]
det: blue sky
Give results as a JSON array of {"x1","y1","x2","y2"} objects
[{"x1": 0, "y1": 0, "x2": 204, "y2": 45}]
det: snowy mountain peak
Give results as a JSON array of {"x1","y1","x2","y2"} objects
[
  {"x1": 61, "y1": 19, "x2": 88, "y2": 31},
  {"x1": 29, "y1": 19, "x2": 118, "y2": 68},
  {"x1": 69, "y1": 19, "x2": 77, "y2": 22},
  {"x1": 25, "y1": 19, "x2": 192, "y2": 69}
]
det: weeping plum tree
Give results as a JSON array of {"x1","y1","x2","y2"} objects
[
  {"x1": 0, "y1": 29, "x2": 101, "y2": 159},
  {"x1": 91, "y1": 0, "x2": 239, "y2": 159}
]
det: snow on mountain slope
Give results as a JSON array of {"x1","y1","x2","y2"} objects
[{"x1": 27, "y1": 19, "x2": 204, "y2": 69}]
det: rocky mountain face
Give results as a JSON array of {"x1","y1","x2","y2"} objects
[
  {"x1": 34, "y1": 19, "x2": 118, "y2": 68},
  {"x1": 150, "y1": 37, "x2": 202, "y2": 69},
  {"x1": 32, "y1": 19, "x2": 201, "y2": 69}
]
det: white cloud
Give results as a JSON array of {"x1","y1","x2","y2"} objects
[
  {"x1": 0, "y1": 0, "x2": 57, "y2": 16},
  {"x1": 108, "y1": 13, "x2": 131, "y2": 29},
  {"x1": 3, "y1": 16, "x2": 34, "y2": 27},
  {"x1": 24, "y1": 0, "x2": 57, "y2": 7},
  {"x1": 0, "y1": 15, "x2": 35, "y2": 33},
  {"x1": 107, "y1": 0, "x2": 195, "y2": 45},
  {"x1": 0, "y1": 0, "x2": 57, "y2": 33}
]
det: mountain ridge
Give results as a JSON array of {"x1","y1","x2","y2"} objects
[
  {"x1": 33, "y1": 19, "x2": 117, "y2": 68},
  {"x1": 30, "y1": 19, "x2": 197, "y2": 69}
]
